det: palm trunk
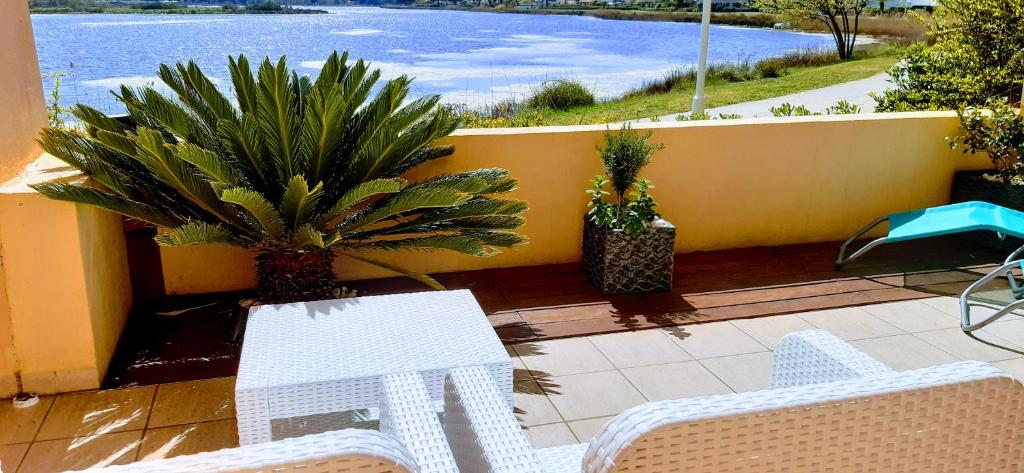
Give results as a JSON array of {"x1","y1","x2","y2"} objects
[{"x1": 255, "y1": 248, "x2": 337, "y2": 303}]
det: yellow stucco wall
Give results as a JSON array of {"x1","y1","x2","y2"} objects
[
  {"x1": 161, "y1": 111, "x2": 988, "y2": 295},
  {"x1": 0, "y1": 1, "x2": 51, "y2": 396},
  {"x1": 0, "y1": 156, "x2": 133, "y2": 394}
]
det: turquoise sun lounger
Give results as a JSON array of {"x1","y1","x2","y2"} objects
[{"x1": 836, "y1": 201, "x2": 1024, "y2": 332}]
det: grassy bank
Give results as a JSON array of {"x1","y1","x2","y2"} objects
[{"x1": 459, "y1": 47, "x2": 899, "y2": 127}]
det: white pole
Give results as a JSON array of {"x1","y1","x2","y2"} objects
[{"x1": 691, "y1": 0, "x2": 713, "y2": 115}]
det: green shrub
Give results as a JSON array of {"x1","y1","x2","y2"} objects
[
  {"x1": 527, "y1": 80, "x2": 595, "y2": 110},
  {"x1": 874, "y1": 0, "x2": 1024, "y2": 111},
  {"x1": 825, "y1": 100, "x2": 862, "y2": 114},
  {"x1": 948, "y1": 100, "x2": 1024, "y2": 184},
  {"x1": 770, "y1": 102, "x2": 815, "y2": 117},
  {"x1": 587, "y1": 125, "x2": 664, "y2": 235}
]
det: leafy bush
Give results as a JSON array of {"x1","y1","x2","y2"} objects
[
  {"x1": 526, "y1": 80, "x2": 595, "y2": 110},
  {"x1": 948, "y1": 100, "x2": 1024, "y2": 184},
  {"x1": 824, "y1": 100, "x2": 862, "y2": 114},
  {"x1": 586, "y1": 125, "x2": 664, "y2": 236},
  {"x1": 874, "y1": 0, "x2": 1024, "y2": 111},
  {"x1": 770, "y1": 102, "x2": 815, "y2": 117},
  {"x1": 33, "y1": 52, "x2": 528, "y2": 302}
]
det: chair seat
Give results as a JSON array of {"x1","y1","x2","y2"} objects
[{"x1": 887, "y1": 201, "x2": 1024, "y2": 242}]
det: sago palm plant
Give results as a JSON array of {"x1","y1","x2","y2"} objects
[{"x1": 33, "y1": 51, "x2": 527, "y2": 303}]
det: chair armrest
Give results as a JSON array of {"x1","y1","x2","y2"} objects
[
  {"x1": 75, "y1": 429, "x2": 420, "y2": 472},
  {"x1": 584, "y1": 361, "x2": 1016, "y2": 473},
  {"x1": 443, "y1": 366, "x2": 545, "y2": 473},
  {"x1": 770, "y1": 329, "x2": 894, "y2": 388},
  {"x1": 380, "y1": 372, "x2": 459, "y2": 473}
]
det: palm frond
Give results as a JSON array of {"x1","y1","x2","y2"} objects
[
  {"x1": 278, "y1": 175, "x2": 323, "y2": 229},
  {"x1": 255, "y1": 57, "x2": 301, "y2": 183},
  {"x1": 31, "y1": 182, "x2": 184, "y2": 228},
  {"x1": 338, "y1": 252, "x2": 444, "y2": 290},
  {"x1": 220, "y1": 187, "x2": 286, "y2": 239},
  {"x1": 321, "y1": 177, "x2": 406, "y2": 226},
  {"x1": 155, "y1": 221, "x2": 237, "y2": 247}
]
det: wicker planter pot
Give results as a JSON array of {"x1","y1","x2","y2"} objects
[
  {"x1": 951, "y1": 170, "x2": 1024, "y2": 250},
  {"x1": 581, "y1": 217, "x2": 675, "y2": 295}
]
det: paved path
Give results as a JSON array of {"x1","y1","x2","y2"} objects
[{"x1": 639, "y1": 72, "x2": 891, "y2": 122}]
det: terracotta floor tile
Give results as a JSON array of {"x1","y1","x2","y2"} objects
[
  {"x1": 147, "y1": 377, "x2": 235, "y2": 429},
  {"x1": 519, "y1": 304, "x2": 617, "y2": 325},
  {"x1": 20, "y1": 430, "x2": 142, "y2": 472},
  {"x1": 488, "y1": 311, "x2": 525, "y2": 329},
  {"x1": 495, "y1": 324, "x2": 537, "y2": 344},
  {"x1": 0, "y1": 443, "x2": 28, "y2": 472},
  {"x1": 136, "y1": 419, "x2": 238, "y2": 462},
  {"x1": 0, "y1": 396, "x2": 53, "y2": 445},
  {"x1": 36, "y1": 386, "x2": 154, "y2": 441}
]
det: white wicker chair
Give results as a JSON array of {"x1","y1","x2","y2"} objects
[
  {"x1": 71, "y1": 371, "x2": 459, "y2": 473},
  {"x1": 442, "y1": 330, "x2": 1024, "y2": 473}
]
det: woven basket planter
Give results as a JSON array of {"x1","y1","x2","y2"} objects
[
  {"x1": 950, "y1": 170, "x2": 1024, "y2": 251},
  {"x1": 581, "y1": 217, "x2": 675, "y2": 295}
]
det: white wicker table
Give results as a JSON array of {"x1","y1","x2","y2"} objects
[{"x1": 234, "y1": 289, "x2": 513, "y2": 445}]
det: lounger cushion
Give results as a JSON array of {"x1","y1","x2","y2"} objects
[{"x1": 887, "y1": 201, "x2": 1024, "y2": 242}]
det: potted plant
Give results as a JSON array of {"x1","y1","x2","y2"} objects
[
  {"x1": 33, "y1": 52, "x2": 528, "y2": 304},
  {"x1": 581, "y1": 125, "x2": 675, "y2": 295}
]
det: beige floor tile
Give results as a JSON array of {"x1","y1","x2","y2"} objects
[
  {"x1": 544, "y1": 371, "x2": 645, "y2": 421},
  {"x1": 797, "y1": 307, "x2": 904, "y2": 340},
  {"x1": 699, "y1": 352, "x2": 774, "y2": 393},
  {"x1": 916, "y1": 296, "x2": 963, "y2": 316},
  {"x1": 982, "y1": 319, "x2": 1024, "y2": 348},
  {"x1": 859, "y1": 300, "x2": 961, "y2": 333},
  {"x1": 514, "y1": 381, "x2": 563, "y2": 427},
  {"x1": 36, "y1": 386, "x2": 155, "y2": 441},
  {"x1": 0, "y1": 396, "x2": 53, "y2": 445},
  {"x1": 731, "y1": 315, "x2": 815, "y2": 349},
  {"x1": 137, "y1": 419, "x2": 238, "y2": 462},
  {"x1": 0, "y1": 443, "x2": 29, "y2": 472},
  {"x1": 566, "y1": 416, "x2": 615, "y2": 443},
  {"x1": 992, "y1": 358, "x2": 1024, "y2": 380},
  {"x1": 850, "y1": 334, "x2": 958, "y2": 371},
  {"x1": 522, "y1": 423, "x2": 577, "y2": 449},
  {"x1": 20, "y1": 430, "x2": 142, "y2": 472},
  {"x1": 663, "y1": 322, "x2": 766, "y2": 359},
  {"x1": 587, "y1": 330, "x2": 691, "y2": 369},
  {"x1": 148, "y1": 377, "x2": 235, "y2": 429},
  {"x1": 621, "y1": 361, "x2": 733, "y2": 401},
  {"x1": 913, "y1": 328, "x2": 1023, "y2": 362},
  {"x1": 514, "y1": 338, "x2": 613, "y2": 377}
]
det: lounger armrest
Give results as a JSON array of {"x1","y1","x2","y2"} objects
[
  {"x1": 443, "y1": 366, "x2": 545, "y2": 473},
  {"x1": 770, "y1": 329, "x2": 894, "y2": 388},
  {"x1": 380, "y1": 372, "x2": 459, "y2": 473},
  {"x1": 75, "y1": 429, "x2": 420, "y2": 472},
  {"x1": 583, "y1": 361, "x2": 1016, "y2": 473}
]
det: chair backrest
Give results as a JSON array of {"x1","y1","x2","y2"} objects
[
  {"x1": 582, "y1": 361, "x2": 1024, "y2": 473},
  {"x1": 75, "y1": 429, "x2": 420, "y2": 473}
]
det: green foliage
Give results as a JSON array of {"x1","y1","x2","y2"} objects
[
  {"x1": 752, "y1": 0, "x2": 868, "y2": 59},
  {"x1": 948, "y1": 100, "x2": 1024, "y2": 184},
  {"x1": 874, "y1": 0, "x2": 1024, "y2": 112},
  {"x1": 33, "y1": 51, "x2": 527, "y2": 288},
  {"x1": 770, "y1": 102, "x2": 815, "y2": 116},
  {"x1": 587, "y1": 126, "x2": 663, "y2": 236},
  {"x1": 43, "y1": 69, "x2": 72, "y2": 129},
  {"x1": 526, "y1": 80, "x2": 595, "y2": 111},
  {"x1": 824, "y1": 100, "x2": 861, "y2": 114}
]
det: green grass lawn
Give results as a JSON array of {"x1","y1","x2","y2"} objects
[{"x1": 536, "y1": 54, "x2": 899, "y2": 126}]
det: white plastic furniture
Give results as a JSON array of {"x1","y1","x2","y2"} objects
[
  {"x1": 442, "y1": 330, "x2": 1024, "y2": 472},
  {"x1": 235, "y1": 290, "x2": 512, "y2": 445},
  {"x1": 72, "y1": 371, "x2": 458, "y2": 472}
]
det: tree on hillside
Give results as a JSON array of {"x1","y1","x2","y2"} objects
[{"x1": 752, "y1": 0, "x2": 868, "y2": 59}]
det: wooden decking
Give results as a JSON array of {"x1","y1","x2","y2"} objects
[{"x1": 347, "y1": 236, "x2": 1010, "y2": 344}]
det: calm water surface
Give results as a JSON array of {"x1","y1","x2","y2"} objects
[{"x1": 31, "y1": 7, "x2": 834, "y2": 111}]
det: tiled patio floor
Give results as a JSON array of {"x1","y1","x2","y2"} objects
[{"x1": 4, "y1": 296, "x2": 1024, "y2": 472}]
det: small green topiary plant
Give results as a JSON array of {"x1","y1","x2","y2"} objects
[
  {"x1": 586, "y1": 125, "x2": 664, "y2": 236},
  {"x1": 526, "y1": 79, "x2": 595, "y2": 111}
]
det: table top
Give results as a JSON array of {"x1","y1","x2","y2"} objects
[{"x1": 235, "y1": 289, "x2": 510, "y2": 390}]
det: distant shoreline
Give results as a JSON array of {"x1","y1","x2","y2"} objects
[{"x1": 30, "y1": 5, "x2": 328, "y2": 14}]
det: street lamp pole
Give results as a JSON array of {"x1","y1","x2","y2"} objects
[{"x1": 691, "y1": 0, "x2": 713, "y2": 115}]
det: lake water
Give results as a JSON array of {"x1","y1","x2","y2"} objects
[{"x1": 31, "y1": 7, "x2": 834, "y2": 111}]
